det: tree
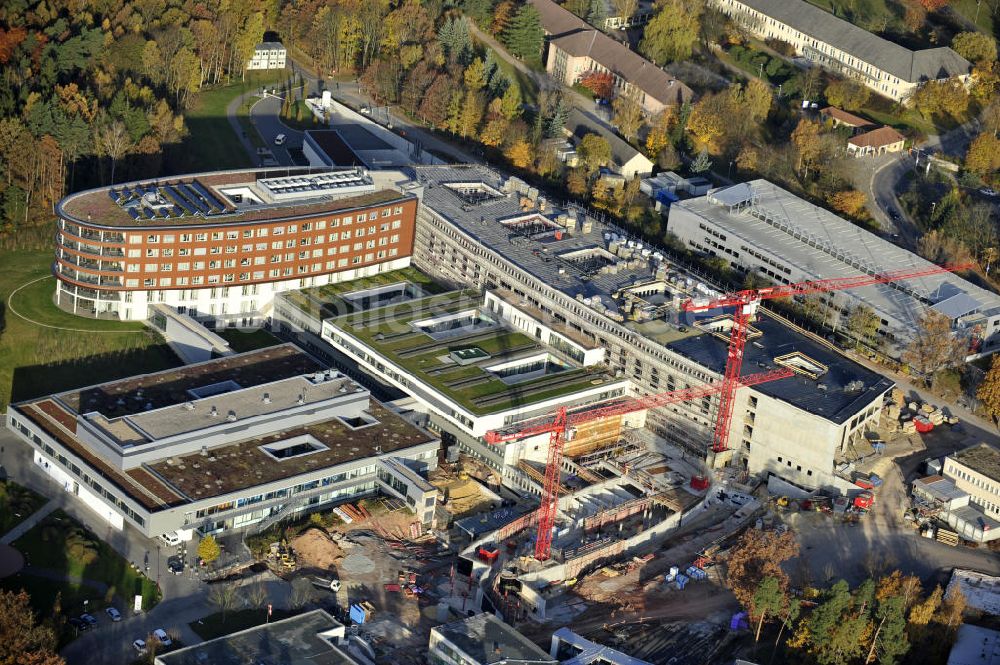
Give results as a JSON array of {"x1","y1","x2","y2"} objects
[
  {"x1": 94, "y1": 120, "x2": 133, "y2": 185},
  {"x1": 567, "y1": 168, "x2": 589, "y2": 197},
  {"x1": 0, "y1": 590, "x2": 64, "y2": 665},
  {"x1": 209, "y1": 583, "x2": 239, "y2": 622},
  {"x1": 464, "y1": 58, "x2": 487, "y2": 92},
  {"x1": 908, "y1": 585, "x2": 942, "y2": 629},
  {"x1": 952, "y1": 31, "x2": 997, "y2": 64},
  {"x1": 545, "y1": 97, "x2": 569, "y2": 138},
  {"x1": 846, "y1": 305, "x2": 880, "y2": 347},
  {"x1": 614, "y1": 0, "x2": 640, "y2": 23},
  {"x1": 505, "y1": 139, "x2": 533, "y2": 168},
  {"x1": 690, "y1": 147, "x2": 712, "y2": 173},
  {"x1": 751, "y1": 576, "x2": 788, "y2": 643},
  {"x1": 965, "y1": 132, "x2": 1000, "y2": 176},
  {"x1": 198, "y1": 534, "x2": 221, "y2": 564},
  {"x1": 687, "y1": 92, "x2": 730, "y2": 153},
  {"x1": 910, "y1": 80, "x2": 970, "y2": 120},
  {"x1": 824, "y1": 78, "x2": 871, "y2": 111},
  {"x1": 977, "y1": 355, "x2": 1000, "y2": 424},
  {"x1": 829, "y1": 189, "x2": 868, "y2": 218},
  {"x1": 744, "y1": 78, "x2": 772, "y2": 122},
  {"x1": 645, "y1": 108, "x2": 674, "y2": 157},
  {"x1": 458, "y1": 91, "x2": 486, "y2": 138},
  {"x1": 502, "y1": 5, "x2": 543, "y2": 64},
  {"x1": 612, "y1": 88, "x2": 644, "y2": 142},
  {"x1": 579, "y1": 71, "x2": 615, "y2": 100},
  {"x1": 788, "y1": 580, "x2": 868, "y2": 665},
  {"x1": 902, "y1": 310, "x2": 967, "y2": 382},
  {"x1": 500, "y1": 84, "x2": 523, "y2": 119},
  {"x1": 791, "y1": 118, "x2": 823, "y2": 174},
  {"x1": 639, "y1": 0, "x2": 704, "y2": 65},
  {"x1": 244, "y1": 579, "x2": 269, "y2": 609},
  {"x1": 726, "y1": 529, "x2": 799, "y2": 609},
  {"x1": 577, "y1": 133, "x2": 612, "y2": 172}
]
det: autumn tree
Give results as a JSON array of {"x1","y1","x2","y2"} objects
[
  {"x1": 824, "y1": 78, "x2": 871, "y2": 111},
  {"x1": 846, "y1": 304, "x2": 880, "y2": 347},
  {"x1": 965, "y1": 132, "x2": 1000, "y2": 176},
  {"x1": 902, "y1": 310, "x2": 967, "y2": 383},
  {"x1": 0, "y1": 590, "x2": 64, "y2": 665},
  {"x1": 614, "y1": 0, "x2": 640, "y2": 22},
  {"x1": 691, "y1": 148, "x2": 712, "y2": 173},
  {"x1": 744, "y1": 78, "x2": 772, "y2": 122},
  {"x1": 577, "y1": 133, "x2": 613, "y2": 172},
  {"x1": 952, "y1": 31, "x2": 998, "y2": 64},
  {"x1": 977, "y1": 355, "x2": 1000, "y2": 424},
  {"x1": 94, "y1": 119, "x2": 133, "y2": 185},
  {"x1": 612, "y1": 87, "x2": 644, "y2": 142},
  {"x1": 910, "y1": 80, "x2": 970, "y2": 120},
  {"x1": 505, "y1": 139, "x2": 533, "y2": 168},
  {"x1": 791, "y1": 118, "x2": 823, "y2": 175},
  {"x1": 639, "y1": 0, "x2": 704, "y2": 65},
  {"x1": 828, "y1": 189, "x2": 868, "y2": 218},
  {"x1": 198, "y1": 534, "x2": 221, "y2": 564},
  {"x1": 726, "y1": 529, "x2": 799, "y2": 609},
  {"x1": 645, "y1": 108, "x2": 675, "y2": 157},
  {"x1": 579, "y1": 71, "x2": 615, "y2": 99}
]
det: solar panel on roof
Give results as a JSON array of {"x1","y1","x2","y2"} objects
[{"x1": 128, "y1": 208, "x2": 140, "y2": 220}]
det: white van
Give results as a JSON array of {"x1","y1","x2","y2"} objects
[
  {"x1": 158, "y1": 532, "x2": 182, "y2": 546},
  {"x1": 274, "y1": 134, "x2": 286, "y2": 146}
]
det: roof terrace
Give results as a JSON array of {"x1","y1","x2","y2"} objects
[{"x1": 328, "y1": 291, "x2": 619, "y2": 416}]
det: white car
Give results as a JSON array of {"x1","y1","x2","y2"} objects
[
  {"x1": 105, "y1": 607, "x2": 122, "y2": 622},
  {"x1": 980, "y1": 187, "x2": 998, "y2": 197},
  {"x1": 158, "y1": 532, "x2": 181, "y2": 547},
  {"x1": 274, "y1": 134, "x2": 286, "y2": 146},
  {"x1": 153, "y1": 628, "x2": 173, "y2": 647},
  {"x1": 133, "y1": 640, "x2": 147, "y2": 654}
]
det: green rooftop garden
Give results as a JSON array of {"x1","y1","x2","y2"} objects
[
  {"x1": 330, "y1": 291, "x2": 617, "y2": 416},
  {"x1": 281, "y1": 267, "x2": 448, "y2": 321}
]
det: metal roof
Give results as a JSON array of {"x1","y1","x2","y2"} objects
[
  {"x1": 728, "y1": 0, "x2": 970, "y2": 82},
  {"x1": 672, "y1": 180, "x2": 1000, "y2": 335}
]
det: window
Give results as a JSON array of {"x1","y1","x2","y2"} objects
[
  {"x1": 211, "y1": 232, "x2": 223, "y2": 241},
  {"x1": 180, "y1": 233, "x2": 192, "y2": 242},
  {"x1": 145, "y1": 248, "x2": 159, "y2": 257},
  {"x1": 226, "y1": 231, "x2": 238, "y2": 239},
  {"x1": 128, "y1": 249, "x2": 141, "y2": 258},
  {"x1": 162, "y1": 248, "x2": 173, "y2": 257},
  {"x1": 179, "y1": 248, "x2": 190, "y2": 256},
  {"x1": 147, "y1": 234, "x2": 159, "y2": 243},
  {"x1": 210, "y1": 246, "x2": 221, "y2": 254},
  {"x1": 357, "y1": 213, "x2": 366, "y2": 222},
  {"x1": 224, "y1": 259, "x2": 236, "y2": 268},
  {"x1": 287, "y1": 224, "x2": 297, "y2": 233},
  {"x1": 195, "y1": 233, "x2": 207, "y2": 242}
]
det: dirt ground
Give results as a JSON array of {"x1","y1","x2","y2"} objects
[{"x1": 290, "y1": 528, "x2": 344, "y2": 572}]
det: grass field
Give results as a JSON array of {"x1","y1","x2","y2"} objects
[
  {"x1": 0, "y1": 480, "x2": 46, "y2": 536},
  {"x1": 190, "y1": 608, "x2": 296, "y2": 641},
  {"x1": 3, "y1": 509, "x2": 161, "y2": 629},
  {"x1": 0, "y1": 250, "x2": 180, "y2": 410},
  {"x1": 217, "y1": 328, "x2": 282, "y2": 353},
  {"x1": 180, "y1": 70, "x2": 288, "y2": 173}
]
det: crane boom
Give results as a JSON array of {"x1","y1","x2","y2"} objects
[
  {"x1": 484, "y1": 367, "x2": 793, "y2": 445},
  {"x1": 486, "y1": 367, "x2": 792, "y2": 561},
  {"x1": 680, "y1": 260, "x2": 973, "y2": 455},
  {"x1": 683, "y1": 262, "x2": 975, "y2": 312}
]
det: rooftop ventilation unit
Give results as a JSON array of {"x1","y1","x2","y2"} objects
[
  {"x1": 262, "y1": 393, "x2": 271, "y2": 404},
  {"x1": 226, "y1": 410, "x2": 237, "y2": 422},
  {"x1": 209, "y1": 406, "x2": 218, "y2": 417},
  {"x1": 184, "y1": 402, "x2": 195, "y2": 411}
]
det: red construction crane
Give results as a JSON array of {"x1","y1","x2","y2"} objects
[
  {"x1": 682, "y1": 262, "x2": 974, "y2": 456},
  {"x1": 484, "y1": 367, "x2": 793, "y2": 561}
]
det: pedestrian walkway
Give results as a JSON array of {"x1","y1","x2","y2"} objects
[{"x1": 0, "y1": 498, "x2": 57, "y2": 544}]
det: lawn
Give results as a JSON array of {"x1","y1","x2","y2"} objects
[
  {"x1": 0, "y1": 480, "x2": 46, "y2": 536},
  {"x1": 282, "y1": 266, "x2": 448, "y2": 320},
  {"x1": 480, "y1": 43, "x2": 540, "y2": 107},
  {"x1": 949, "y1": 0, "x2": 995, "y2": 34},
  {"x1": 335, "y1": 291, "x2": 617, "y2": 414},
  {"x1": 0, "y1": 250, "x2": 180, "y2": 410},
  {"x1": 217, "y1": 328, "x2": 282, "y2": 353},
  {"x1": 178, "y1": 70, "x2": 288, "y2": 174},
  {"x1": 190, "y1": 608, "x2": 296, "y2": 641},
  {"x1": 2, "y1": 510, "x2": 161, "y2": 640}
]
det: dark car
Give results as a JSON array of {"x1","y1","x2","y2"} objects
[
  {"x1": 80, "y1": 613, "x2": 98, "y2": 626},
  {"x1": 68, "y1": 618, "x2": 88, "y2": 632},
  {"x1": 167, "y1": 556, "x2": 185, "y2": 575}
]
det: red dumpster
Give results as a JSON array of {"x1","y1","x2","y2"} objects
[
  {"x1": 853, "y1": 491, "x2": 874, "y2": 510},
  {"x1": 690, "y1": 475, "x2": 710, "y2": 491},
  {"x1": 914, "y1": 416, "x2": 934, "y2": 433}
]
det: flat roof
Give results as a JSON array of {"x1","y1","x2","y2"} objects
[
  {"x1": 156, "y1": 610, "x2": 354, "y2": 665},
  {"x1": 306, "y1": 130, "x2": 367, "y2": 168},
  {"x1": 553, "y1": 628, "x2": 654, "y2": 665},
  {"x1": 281, "y1": 266, "x2": 447, "y2": 321},
  {"x1": 413, "y1": 165, "x2": 675, "y2": 319},
  {"x1": 16, "y1": 345, "x2": 437, "y2": 510},
  {"x1": 667, "y1": 313, "x2": 893, "y2": 423},
  {"x1": 951, "y1": 444, "x2": 1000, "y2": 483},
  {"x1": 433, "y1": 613, "x2": 554, "y2": 664},
  {"x1": 672, "y1": 180, "x2": 1000, "y2": 332},
  {"x1": 61, "y1": 344, "x2": 320, "y2": 418},
  {"x1": 948, "y1": 624, "x2": 1000, "y2": 665},
  {"x1": 913, "y1": 475, "x2": 968, "y2": 502},
  {"x1": 329, "y1": 290, "x2": 622, "y2": 416},
  {"x1": 146, "y1": 400, "x2": 434, "y2": 500},
  {"x1": 948, "y1": 569, "x2": 1000, "y2": 616},
  {"x1": 58, "y1": 167, "x2": 412, "y2": 228}
]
